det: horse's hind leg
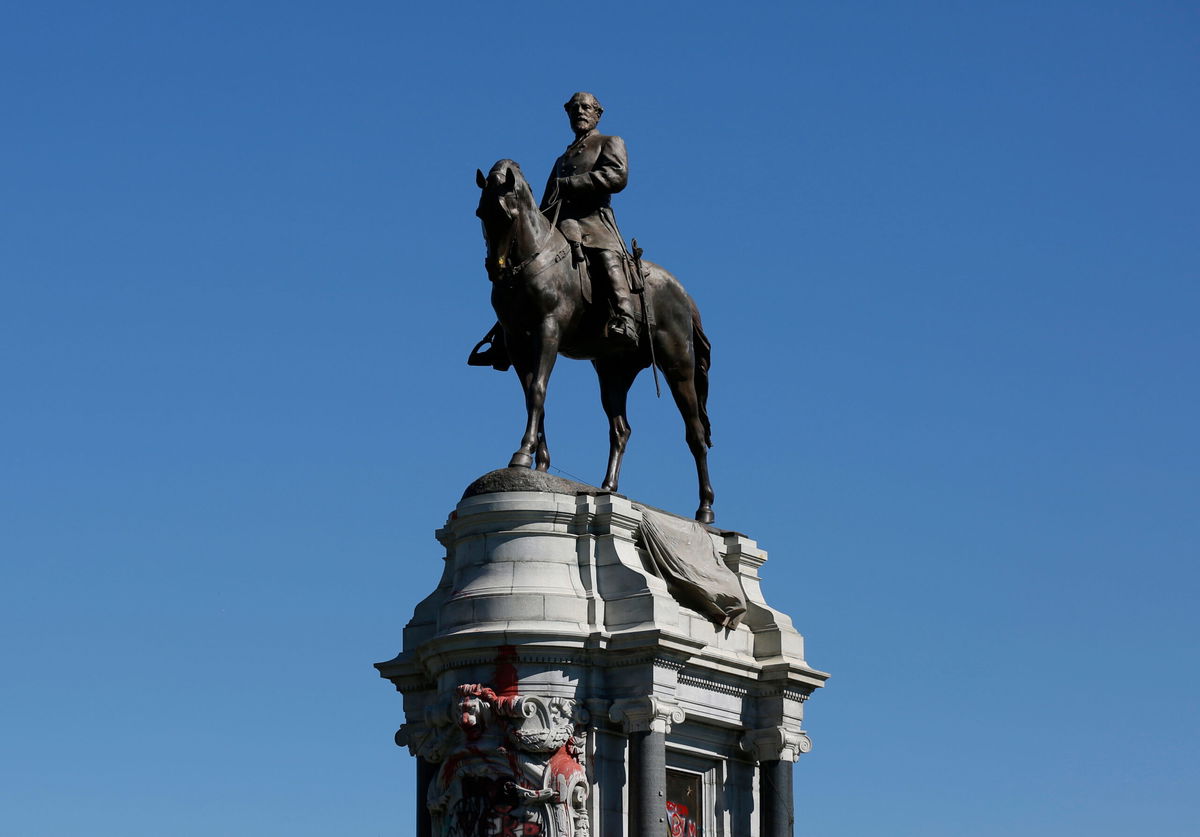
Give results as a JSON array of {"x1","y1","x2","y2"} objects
[
  {"x1": 661, "y1": 355, "x2": 715, "y2": 524},
  {"x1": 594, "y1": 360, "x2": 638, "y2": 492}
]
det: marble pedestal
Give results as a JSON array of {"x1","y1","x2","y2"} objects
[{"x1": 375, "y1": 470, "x2": 828, "y2": 837}]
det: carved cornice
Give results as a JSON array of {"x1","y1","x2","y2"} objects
[
  {"x1": 379, "y1": 674, "x2": 435, "y2": 694},
  {"x1": 606, "y1": 628, "x2": 707, "y2": 660},
  {"x1": 609, "y1": 696, "x2": 685, "y2": 734},
  {"x1": 422, "y1": 651, "x2": 585, "y2": 675},
  {"x1": 602, "y1": 652, "x2": 654, "y2": 668},
  {"x1": 677, "y1": 672, "x2": 750, "y2": 698},
  {"x1": 753, "y1": 684, "x2": 814, "y2": 703},
  {"x1": 603, "y1": 653, "x2": 688, "y2": 672},
  {"x1": 740, "y1": 726, "x2": 813, "y2": 763},
  {"x1": 400, "y1": 640, "x2": 710, "y2": 689},
  {"x1": 373, "y1": 652, "x2": 429, "y2": 688},
  {"x1": 757, "y1": 661, "x2": 831, "y2": 692},
  {"x1": 512, "y1": 652, "x2": 589, "y2": 666}
]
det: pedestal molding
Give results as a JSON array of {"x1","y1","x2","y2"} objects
[{"x1": 376, "y1": 475, "x2": 830, "y2": 837}]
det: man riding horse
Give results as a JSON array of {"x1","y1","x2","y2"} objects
[{"x1": 469, "y1": 92, "x2": 640, "y2": 371}]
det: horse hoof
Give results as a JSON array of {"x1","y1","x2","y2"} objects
[
  {"x1": 601, "y1": 480, "x2": 617, "y2": 492},
  {"x1": 509, "y1": 452, "x2": 533, "y2": 468},
  {"x1": 695, "y1": 507, "x2": 715, "y2": 525}
]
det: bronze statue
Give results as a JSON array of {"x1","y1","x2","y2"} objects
[
  {"x1": 469, "y1": 92, "x2": 640, "y2": 369},
  {"x1": 542, "y1": 92, "x2": 639, "y2": 347},
  {"x1": 470, "y1": 94, "x2": 715, "y2": 523}
]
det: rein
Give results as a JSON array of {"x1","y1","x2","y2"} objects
[{"x1": 490, "y1": 201, "x2": 568, "y2": 283}]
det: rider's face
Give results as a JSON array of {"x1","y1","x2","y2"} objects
[{"x1": 566, "y1": 97, "x2": 600, "y2": 134}]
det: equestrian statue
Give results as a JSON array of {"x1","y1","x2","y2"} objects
[{"x1": 468, "y1": 92, "x2": 715, "y2": 523}]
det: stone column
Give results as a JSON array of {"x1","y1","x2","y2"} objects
[
  {"x1": 742, "y1": 726, "x2": 813, "y2": 837},
  {"x1": 630, "y1": 729, "x2": 666, "y2": 836},
  {"x1": 611, "y1": 697, "x2": 685, "y2": 837},
  {"x1": 760, "y1": 758, "x2": 793, "y2": 837},
  {"x1": 395, "y1": 722, "x2": 437, "y2": 837}
]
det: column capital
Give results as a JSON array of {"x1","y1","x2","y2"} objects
[
  {"x1": 609, "y1": 696, "x2": 685, "y2": 734},
  {"x1": 395, "y1": 721, "x2": 433, "y2": 760},
  {"x1": 740, "y1": 726, "x2": 813, "y2": 763}
]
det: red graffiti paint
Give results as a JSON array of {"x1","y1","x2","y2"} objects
[
  {"x1": 440, "y1": 752, "x2": 463, "y2": 786},
  {"x1": 666, "y1": 801, "x2": 698, "y2": 837},
  {"x1": 493, "y1": 645, "x2": 519, "y2": 697},
  {"x1": 548, "y1": 743, "x2": 584, "y2": 784}
]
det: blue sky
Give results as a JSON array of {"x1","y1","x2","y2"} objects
[{"x1": 2, "y1": 2, "x2": 1197, "y2": 835}]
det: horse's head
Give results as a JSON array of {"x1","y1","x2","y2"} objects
[{"x1": 474, "y1": 159, "x2": 537, "y2": 242}]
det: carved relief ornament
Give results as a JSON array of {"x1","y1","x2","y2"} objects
[{"x1": 409, "y1": 683, "x2": 591, "y2": 837}]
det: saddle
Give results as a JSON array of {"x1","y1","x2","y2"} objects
[
  {"x1": 467, "y1": 227, "x2": 649, "y2": 371},
  {"x1": 559, "y1": 218, "x2": 647, "y2": 308},
  {"x1": 559, "y1": 219, "x2": 592, "y2": 304}
]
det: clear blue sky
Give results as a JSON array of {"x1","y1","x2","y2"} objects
[{"x1": 2, "y1": 2, "x2": 1196, "y2": 835}]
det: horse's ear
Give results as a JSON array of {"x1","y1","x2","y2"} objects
[
  {"x1": 504, "y1": 167, "x2": 516, "y2": 189},
  {"x1": 476, "y1": 168, "x2": 487, "y2": 189}
]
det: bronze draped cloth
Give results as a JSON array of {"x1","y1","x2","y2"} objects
[{"x1": 635, "y1": 506, "x2": 747, "y2": 629}]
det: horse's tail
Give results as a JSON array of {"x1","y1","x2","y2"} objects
[{"x1": 691, "y1": 307, "x2": 713, "y2": 448}]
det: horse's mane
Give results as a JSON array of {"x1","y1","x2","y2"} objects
[
  {"x1": 487, "y1": 159, "x2": 534, "y2": 205},
  {"x1": 489, "y1": 158, "x2": 522, "y2": 177}
]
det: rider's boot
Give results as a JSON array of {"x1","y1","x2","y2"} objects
[{"x1": 597, "y1": 250, "x2": 639, "y2": 349}]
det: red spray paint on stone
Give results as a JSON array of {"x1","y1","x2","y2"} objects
[{"x1": 494, "y1": 645, "x2": 519, "y2": 698}]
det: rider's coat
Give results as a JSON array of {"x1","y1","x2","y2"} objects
[{"x1": 540, "y1": 129, "x2": 628, "y2": 252}]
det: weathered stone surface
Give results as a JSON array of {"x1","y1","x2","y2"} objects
[
  {"x1": 461, "y1": 466, "x2": 606, "y2": 501},
  {"x1": 462, "y1": 467, "x2": 746, "y2": 536}
]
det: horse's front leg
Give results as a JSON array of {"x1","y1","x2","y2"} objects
[
  {"x1": 535, "y1": 413, "x2": 550, "y2": 472},
  {"x1": 508, "y1": 325, "x2": 560, "y2": 470}
]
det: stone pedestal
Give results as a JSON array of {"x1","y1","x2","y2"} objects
[{"x1": 375, "y1": 470, "x2": 828, "y2": 837}]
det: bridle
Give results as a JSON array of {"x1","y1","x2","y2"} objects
[{"x1": 480, "y1": 184, "x2": 569, "y2": 283}]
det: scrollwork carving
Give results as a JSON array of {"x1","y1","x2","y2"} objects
[
  {"x1": 608, "y1": 696, "x2": 685, "y2": 734},
  {"x1": 415, "y1": 682, "x2": 590, "y2": 836},
  {"x1": 739, "y1": 725, "x2": 813, "y2": 763}
]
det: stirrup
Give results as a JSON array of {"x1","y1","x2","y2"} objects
[
  {"x1": 605, "y1": 318, "x2": 639, "y2": 349},
  {"x1": 467, "y1": 336, "x2": 512, "y2": 372}
]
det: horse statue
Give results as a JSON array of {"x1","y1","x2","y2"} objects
[{"x1": 474, "y1": 159, "x2": 715, "y2": 523}]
